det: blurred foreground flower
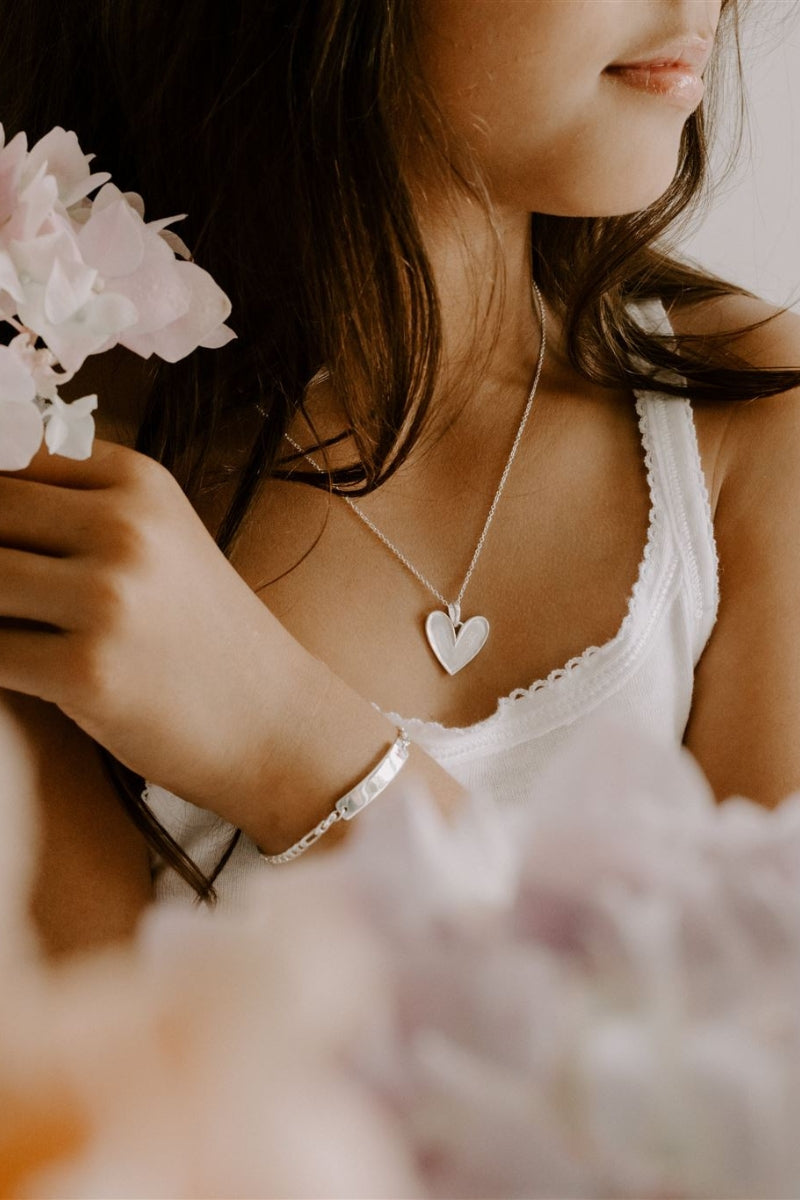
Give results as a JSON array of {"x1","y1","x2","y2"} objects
[
  {"x1": 0, "y1": 854, "x2": 420, "y2": 1198},
  {"x1": 0, "y1": 125, "x2": 234, "y2": 469},
  {"x1": 340, "y1": 719, "x2": 800, "y2": 1199},
  {"x1": 3, "y1": 714, "x2": 800, "y2": 1197}
]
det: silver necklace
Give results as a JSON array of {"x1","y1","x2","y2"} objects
[{"x1": 284, "y1": 276, "x2": 546, "y2": 675}]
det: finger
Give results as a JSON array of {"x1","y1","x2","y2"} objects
[
  {"x1": 0, "y1": 477, "x2": 94, "y2": 555},
  {"x1": 0, "y1": 548, "x2": 76, "y2": 627},
  {"x1": 0, "y1": 439, "x2": 152, "y2": 490},
  {"x1": 0, "y1": 624, "x2": 69, "y2": 702}
]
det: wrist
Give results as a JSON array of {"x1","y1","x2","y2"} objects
[
  {"x1": 257, "y1": 726, "x2": 411, "y2": 864},
  {"x1": 198, "y1": 631, "x2": 463, "y2": 856},
  {"x1": 196, "y1": 631, "x2": 400, "y2": 845}
]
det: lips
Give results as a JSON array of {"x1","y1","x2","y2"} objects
[
  {"x1": 603, "y1": 35, "x2": 713, "y2": 110},
  {"x1": 607, "y1": 59, "x2": 698, "y2": 76},
  {"x1": 604, "y1": 64, "x2": 706, "y2": 109},
  {"x1": 605, "y1": 36, "x2": 714, "y2": 76}
]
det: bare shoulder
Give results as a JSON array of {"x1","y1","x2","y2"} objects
[
  {"x1": 667, "y1": 293, "x2": 800, "y2": 809},
  {"x1": 667, "y1": 292, "x2": 800, "y2": 505}
]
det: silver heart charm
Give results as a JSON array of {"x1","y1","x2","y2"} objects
[{"x1": 425, "y1": 608, "x2": 490, "y2": 675}]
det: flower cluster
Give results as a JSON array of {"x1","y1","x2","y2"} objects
[
  {"x1": 4, "y1": 716, "x2": 800, "y2": 1198},
  {"x1": 343, "y1": 718, "x2": 800, "y2": 1198},
  {"x1": 0, "y1": 125, "x2": 234, "y2": 470}
]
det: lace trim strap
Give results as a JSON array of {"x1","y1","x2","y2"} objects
[
  {"x1": 380, "y1": 384, "x2": 682, "y2": 749},
  {"x1": 630, "y1": 299, "x2": 720, "y2": 664}
]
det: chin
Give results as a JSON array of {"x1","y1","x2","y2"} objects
[
  {"x1": 598, "y1": 178, "x2": 683, "y2": 216},
  {"x1": 574, "y1": 187, "x2": 679, "y2": 217},
  {"x1": 539, "y1": 160, "x2": 684, "y2": 219}
]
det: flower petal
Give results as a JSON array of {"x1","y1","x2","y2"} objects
[
  {"x1": 158, "y1": 228, "x2": 192, "y2": 261},
  {"x1": 199, "y1": 323, "x2": 237, "y2": 350},
  {"x1": 24, "y1": 126, "x2": 110, "y2": 208},
  {"x1": 78, "y1": 192, "x2": 145, "y2": 277},
  {"x1": 18, "y1": 285, "x2": 139, "y2": 374},
  {"x1": 7, "y1": 333, "x2": 66, "y2": 400},
  {"x1": 123, "y1": 191, "x2": 146, "y2": 218},
  {"x1": 44, "y1": 393, "x2": 98, "y2": 459},
  {"x1": 127, "y1": 260, "x2": 233, "y2": 363},
  {"x1": 0, "y1": 396, "x2": 43, "y2": 470},
  {"x1": 43, "y1": 256, "x2": 98, "y2": 325},
  {"x1": 0, "y1": 249, "x2": 23, "y2": 303},
  {"x1": 3, "y1": 163, "x2": 58, "y2": 243},
  {"x1": 0, "y1": 343, "x2": 37, "y2": 404},
  {"x1": 107, "y1": 232, "x2": 191, "y2": 340},
  {"x1": 10, "y1": 228, "x2": 82, "y2": 286},
  {"x1": 0, "y1": 128, "x2": 28, "y2": 228}
]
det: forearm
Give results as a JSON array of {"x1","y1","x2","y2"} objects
[
  {"x1": 179, "y1": 637, "x2": 465, "y2": 859},
  {"x1": 0, "y1": 444, "x2": 464, "y2": 867}
]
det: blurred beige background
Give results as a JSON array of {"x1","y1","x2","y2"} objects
[{"x1": 677, "y1": 0, "x2": 800, "y2": 310}]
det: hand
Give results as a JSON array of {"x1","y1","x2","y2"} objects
[
  {"x1": 0, "y1": 440, "x2": 466, "y2": 854},
  {"x1": 0, "y1": 441, "x2": 311, "y2": 811}
]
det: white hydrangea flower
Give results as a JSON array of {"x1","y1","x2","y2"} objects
[
  {"x1": 43, "y1": 392, "x2": 98, "y2": 460},
  {"x1": 0, "y1": 343, "x2": 42, "y2": 470},
  {"x1": 0, "y1": 123, "x2": 235, "y2": 469}
]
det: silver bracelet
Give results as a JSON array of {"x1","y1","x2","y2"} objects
[{"x1": 258, "y1": 727, "x2": 411, "y2": 865}]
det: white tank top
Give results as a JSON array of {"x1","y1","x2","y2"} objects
[{"x1": 147, "y1": 297, "x2": 720, "y2": 904}]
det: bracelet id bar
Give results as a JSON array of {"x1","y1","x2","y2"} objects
[
  {"x1": 335, "y1": 730, "x2": 411, "y2": 818},
  {"x1": 259, "y1": 727, "x2": 411, "y2": 865}
]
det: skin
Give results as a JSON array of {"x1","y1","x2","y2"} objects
[
  {"x1": 402, "y1": 0, "x2": 720, "y2": 409},
  {"x1": 5, "y1": 0, "x2": 800, "y2": 955},
  {"x1": 416, "y1": 0, "x2": 717, "y2": 216}
]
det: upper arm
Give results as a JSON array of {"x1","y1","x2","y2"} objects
[
  {"x1": 678, "y1": 298, "x2": 800, "y2": 808},
  {"x1": 0, "y1": 690, "x2": 154, "y2": 955}
]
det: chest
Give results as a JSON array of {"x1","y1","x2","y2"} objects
[{"x1": 223, "y1": 389, "x2": 724, "y2": 729}]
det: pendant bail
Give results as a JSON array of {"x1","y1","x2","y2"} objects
[{"x1": 447, "y1": 601, "x2": 462, "y2": 628}]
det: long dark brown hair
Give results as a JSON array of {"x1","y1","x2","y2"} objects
[{"x1": 2, "y1": 0, "x2": 800, "y2": 899}]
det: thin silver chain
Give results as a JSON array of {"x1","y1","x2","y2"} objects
[{"x1": 283, "y1": 277, "x2": 546, "y2": 618}]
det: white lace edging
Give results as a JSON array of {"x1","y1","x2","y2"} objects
[
  {"x1": 382, "y1": 388, "x2": 665, "y2": 741},
  {"x1": 642, "y1": 297, "x2": 720, "y2": 628},
  {"x1": 686, "y1": 405, "x2": 721, "y2": 618}
]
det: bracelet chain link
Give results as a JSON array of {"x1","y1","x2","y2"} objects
[{"x1": 258, "y1": 727, "x2": 411, "y2": 865}]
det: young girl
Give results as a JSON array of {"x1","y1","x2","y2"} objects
[{"x1": 2, "y1": 0, "x2": 800, "y2": 952}]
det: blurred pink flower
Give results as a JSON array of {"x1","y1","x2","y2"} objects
[
  {"x1": 5, "y1": 711, "x2": 800, "y2": 1198},
  {"x1": 0, "y1": 794, "x2": 421, "y2": 1197},
  {"x1": 0, "y1": 125, "x2": 235, "y2": 469},
  {"x1": 9, "y1": 892, "x2": 421, "y2": 1200},
  {"x1": 334, "y1": 714, "x2": 800, "y2": 1199}
]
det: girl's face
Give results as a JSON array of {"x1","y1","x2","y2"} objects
[{"x1": 416, "y1": 0, "x2": 722, "y2": 216}]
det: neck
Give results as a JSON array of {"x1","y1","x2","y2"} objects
[
  {"x1": 412, "y1": 188, "x2": 569, "y2": 434},
  {"x1": 293, "y1": 192, "x2": 573, "y2": 469}
]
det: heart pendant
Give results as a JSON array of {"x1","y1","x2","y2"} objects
[{"x1": 425, "y1": 606, "x2": 490, "y2": 675}]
